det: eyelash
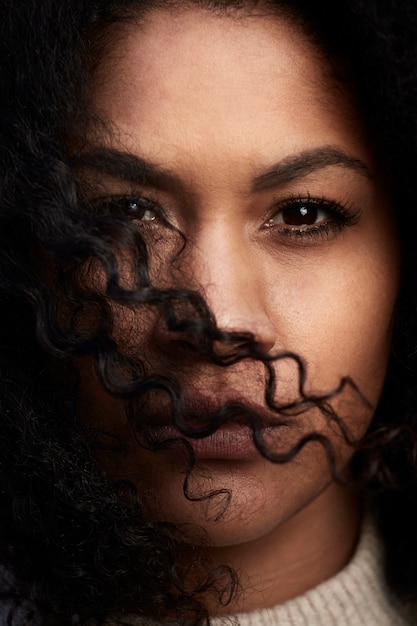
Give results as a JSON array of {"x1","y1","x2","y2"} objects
[
  {"x1": 90, "y1": 196, "x2": 164, "y2": 225},
  {"x1": 90, "y1": 194, "x2": 360, "y2": 241},
  {"x1": 125, "y1": 198, "x2": 162, "y2": 224},
  {"x1": 264, "y1": 195, "x2": 360, "y2": 241}
]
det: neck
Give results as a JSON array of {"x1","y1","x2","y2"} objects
[{"x1": 206, "y1": 483, "x2": 360, "y2": 615}]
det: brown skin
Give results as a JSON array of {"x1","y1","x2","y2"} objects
[{"x1": 79, "y1": 7, "x2": 400, "y2": 614}]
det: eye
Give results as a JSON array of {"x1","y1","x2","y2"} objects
[
  {"x1": 263, "y1": 196, "x2": 360, "y2": 242},
  {"x1": 126, "y1": 199, "x2": 159, "y2": 222},
  {"x1": 89, "y1": 195, "x2": 163, "y2": 224},
  {"x1": 267, "y1": 198, "x2": 332, "y2": 228}
]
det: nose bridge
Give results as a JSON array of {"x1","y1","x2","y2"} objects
[{"x1": 188, "y1": 219, "x2": 276, "y2": 352}]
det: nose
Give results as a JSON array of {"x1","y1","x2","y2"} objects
[{"x1": 183, "y1": 223, "x2": 277, "y2": 356}]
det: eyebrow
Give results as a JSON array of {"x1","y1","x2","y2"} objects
[
  {"x1": 72, "y1": 145, "x2": 372, "y2": 192},
  {"x1": 252, "y1": 146, "x2": 372, "y2": 191},
  {"x1": 71, "y1": 148, "x2": 182, "y2": 190}
]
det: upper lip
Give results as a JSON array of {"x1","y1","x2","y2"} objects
[{"x1": 138, "y1": 392, "x2": 291, "y2": 437}]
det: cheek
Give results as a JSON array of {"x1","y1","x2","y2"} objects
[{"x1": 264, "y1": 232, "x2": 400, "y2": 406}]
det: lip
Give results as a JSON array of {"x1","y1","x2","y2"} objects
[
  {"x1": 141, "y1": 394, "x2": 289, "y2": 461},
  {"x1": 150, "y1": 422, "x2": 286, "y2": 460}
]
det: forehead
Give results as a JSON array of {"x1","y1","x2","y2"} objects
[
  {"x1": 90, "y1": 7, "x2": 369, "y2": 184},
  {"x1": 93, "y1": 9, "x2": 325, "y2": 116}
]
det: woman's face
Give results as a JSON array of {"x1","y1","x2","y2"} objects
[{"x1": 81, "y1": 7, "x2": 400, "y2": 552}]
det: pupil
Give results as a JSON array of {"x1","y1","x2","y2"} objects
[{"x1": 283, "y1": 204, "x2": 317, "y2": 226}]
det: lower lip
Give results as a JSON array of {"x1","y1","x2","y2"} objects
[{"x1": 150, "y1": 423, "x2": 283, "y2": 461}]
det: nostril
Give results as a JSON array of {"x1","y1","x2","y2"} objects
[
  {"x1": 212, "y1": 340, "x2": 254, "y2": 365},
  {"x1": 212, "y1": 328, "x2": 275, "y2": 364}
]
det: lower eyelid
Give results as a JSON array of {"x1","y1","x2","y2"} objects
[{"x1": 264, "y1": 222, "x2": 345, "y2": 244}]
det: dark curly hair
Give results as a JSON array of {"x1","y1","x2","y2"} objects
[{"x1": 1, "y1": 0, "x2": 417, "y2": 624}]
